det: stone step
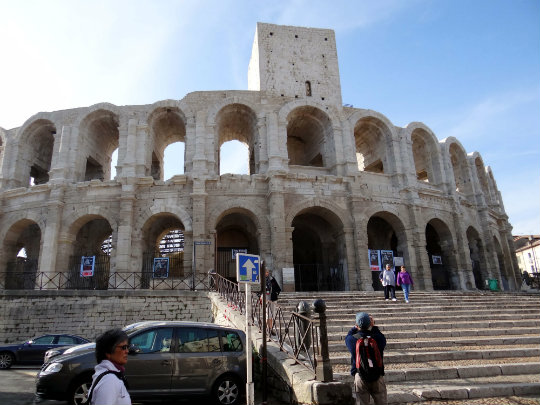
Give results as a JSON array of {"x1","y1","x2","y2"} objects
[
  {"x1": 334, "y1": 362, "x2": 540, "y2": 383},
  {"x1": 385, "y1": 374, "x2": 540, "y2": 404},
  {"x1": 329, "y1": 347, "x2": 540, "y2": 365},
  {"x1": 328, "y1": 335, "x2": 540, "y2": 352},
  {"x1": 326, "y1": 327, "x2": 540, "y2": 341},
  {"x1": 324, "y1": 319, "x2": 540, "y2": 333}
]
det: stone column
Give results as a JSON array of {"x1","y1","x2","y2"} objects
[
  {"x1": 266, "y1": 112, "x2": 286, "y2": 171},
  {"x1": 191, "y1": 178, "x2": 209, "y2": 275},
  {"x1": 267, "y1": 176, "x2": 289, "y2": 274},
  {"x1": 192, "y1": 111, "x2": 209, "y2": 174},
  {"x1": 38, "y1": 186, "x2": 65, "y2": 287},
  {"x1": 114, "y1": 185, "x2": 136, "y2": 280}
]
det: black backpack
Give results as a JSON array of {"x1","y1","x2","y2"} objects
[{"x1": 354, "y1": 333, "x2": 384, "y2": 382}]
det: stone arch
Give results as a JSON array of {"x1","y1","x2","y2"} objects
[
  {"x1": 290, "y1": 204, "x2": 349, "y2": 291},
  {"x1": 425, "y1": 218, "x2": 459, "y2": 290},
  {"x1": 443, "y1": 138, "x2": 473, "y2": 195},
  {"x1": 492, "y1": 234, "x2": 513, "y2": 290},
  {"x1": 1, "y1": 218, "x2": 44, "y2": 288},
  {"x1": 134, "y1": 203, "x2": 193, "y2": 235},
  {"x1": 0, "y1": 127, "x2": 7, "y2": 178},
  {"x1": 351, "y1": 111, "x2": 396, "y2": 174},
  {"x1": 471, "y1": 153, "x2": 491, "y2": 203},
  {"x1": 285, "y1": 105, "x2": 335, "y2": 168},
  {"x1": 77, "y1": 105, "x2": 120, "y2": 182},
  {"x1": 214, "y1": 207, "x2": 262, "y2": 281},
  {"x1": 277, "y1": 98, "x2": 342, "y2": 125},
  {"x1": 466, "y1": 225, "x2": 489, "y2": 289},
  {"x1": 64, "y1": 213, "x2": 115, "y2": 289},
  {"x1": 213, "y1": 103, "x2": 259, "y2": 175},
  {"x1": 15, "y1": 118, "x2": 57, "y2": 187},
  {"x1": 147, "y1": 105, "x2": 187, "y2": 180},
  {"x1": 366, "y1": 211, "x2": 409, "y2": 290},
  {"x1": 486, "y1": 167, "x2": 501, "y2": 206},
  {"x1": 404, "y1": 122, "x2": 443, "y2": 185},
  {"x1": 139, "y1": 212, "x2": 187, "y2": 280}
]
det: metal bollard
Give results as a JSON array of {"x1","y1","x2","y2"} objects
[
  {"x1": 295, "y1": 301, "x2": 312, "y2": 353},
  {"x1": 312, "y1": 299, "x2": 333, "y2": 382}
]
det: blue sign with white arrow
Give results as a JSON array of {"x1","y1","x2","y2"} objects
[{"x1": 236, "y1": 253, "x2": 260, "y2": 284}]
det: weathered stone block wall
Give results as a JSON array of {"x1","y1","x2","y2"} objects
[{"x1": 0, "y1": 290, "x2": 212, "y2": 344}]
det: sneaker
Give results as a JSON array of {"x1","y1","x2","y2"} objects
[
  {"x1": 392, "y1": 298, "x2": 397, "y2": 301},
  {"x1": 405, "y1": 300, "x2": 409, "y2": 303},
  {"x1": 385, "y1": 299, "x2": 389, "y2": 301}
]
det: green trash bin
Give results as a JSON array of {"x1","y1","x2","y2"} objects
[{"x1": 488, "y1": 278, "x2": 499, "y2": 291}]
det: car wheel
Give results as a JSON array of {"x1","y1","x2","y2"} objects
[
  {"x1": 68, "y1": 375, "x2": 92, "y2": 405},
  {"x1": 212, "y1": 374, "x2": 242, "y2": 405},
  {"x1": 0, "y1": 352, "x2": 14, "y2": 369}
]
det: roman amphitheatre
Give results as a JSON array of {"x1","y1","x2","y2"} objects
[{"x1": 0, "y1": 22, "x2": 520, "y2": 293}]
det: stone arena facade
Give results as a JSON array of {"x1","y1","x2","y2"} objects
[{"x1": 0, "y1": 23, "x2": 520, "y2": 292}]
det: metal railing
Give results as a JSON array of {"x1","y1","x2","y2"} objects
[
  {"x1": 213, "y1": 273, "x2": 332, "y2": 380},
  {"x1": 0, "y1": 271, "x2": 212, "y2": 291}
]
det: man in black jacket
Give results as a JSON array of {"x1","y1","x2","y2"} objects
[{"x1": 345, "y1": 312, "x2": 387, "y2": 405}]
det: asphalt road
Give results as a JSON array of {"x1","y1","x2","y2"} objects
[{"x1": 0, "y1": 365, "x2": 289, "y2": 405}]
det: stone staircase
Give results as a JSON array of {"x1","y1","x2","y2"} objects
[{"x1": 277, "y1": 291, "x2": 540, "y2": 403}]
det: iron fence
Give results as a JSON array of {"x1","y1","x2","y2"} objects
[
  {"x1": 213, "y1": 273, "x2": 330, "y2": 378},
  {"x1": 0, "y1": 271, "x2": 212, "y2": 291}
]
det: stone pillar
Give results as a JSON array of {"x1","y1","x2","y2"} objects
[
  {"x1": 451, "y1": 210, "x2": 475, "y2": 290},
  {"x1": 38, "y1": 186, "x2": 65, "y2": 286},
  {"x1": 192, "y1": 111, "x2": 209, "y2": 174},
  {"x1": 191, "y1": 178, "x2": 209, "y2": 275},
  {"x1": 266, "y1": 112, "x2": 286, "y2": 171},
  {"x1": 114, "y1": 186, "x2": 136, "y2": 278}
]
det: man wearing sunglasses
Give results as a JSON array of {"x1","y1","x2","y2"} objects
[{"x1": 87, "y1": 329, "x2": 132, "y2": 405}]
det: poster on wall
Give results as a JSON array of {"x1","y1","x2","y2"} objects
[
  {"x1": 432, "y1": 255, "x2": 442, "y2": 265},
  {"x1": 80, "y1": 256, "x2": 95, "y2": 277},
  {"x1": 231, "y1": 248, "x2": 248, "y2": 260},
  {"x1": 368, "y1": 250, "x2": 381, "y2": 271},
  {"x1": 380, "y1": 250, "x2": 394, "y2": 269},
  {"x1": 153, "y1": 257, "x2": 170, "y2": 278}
]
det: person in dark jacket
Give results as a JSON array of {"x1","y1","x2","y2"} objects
[
  {"x1": 345, "y1": 312, "x2": 387, "y2": 405},
  {"x1": 264, "y1": 269, "x2": 281, "y2": 335}
]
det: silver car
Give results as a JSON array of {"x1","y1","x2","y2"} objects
[{"x1": 36, "y1": 321, "x2": 246, "y2": 405}]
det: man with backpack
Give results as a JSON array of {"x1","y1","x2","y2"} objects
[{"x1": 345, "y1": 312, "x2": 387, "y2": 405}]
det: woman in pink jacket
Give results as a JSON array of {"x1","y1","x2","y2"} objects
[{"x1": 396, "y1": 266, "x2": 414, "y2": 303}]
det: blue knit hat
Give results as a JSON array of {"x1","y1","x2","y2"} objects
[{"x1": 355, "y1": 312, "x2": 371, "y2": 330}]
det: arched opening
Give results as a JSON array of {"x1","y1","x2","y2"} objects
[
  {"x1": 493, "y1": 236, "x2": 512, "y2": 290},
  {"x1": 21, "y1": 120, "x2": 56, "y2": 186},
  {"x1": 220, "y1": 140, "x2": 249, "y2": 175},
  {"x1": 291, "y1": 207, "x2": 346, "y2": 291},
  {"x1": 367, "y1": 213, "x2": 408, "y2": 291},
  {"x1": 449, "y1": 143, "x2": 472, "y2": 195},
  {"x1": 216, "y1": 104, "x2": 257, "y2": 175},
  {"x1": 474, "y1": 157, "x2": 490, "y2": 202},
  {"x1": 149, "y1": 107, "x2": 186, "y2": 180},
  {"x1": 69, "y1": 216, "x2": 113, "y2": 289},
  {"x1": 425, "y1": 219, "x2": 458, "y2": 290},
  {"x1": 467, "y1": 226, "x2": 488, "y2": 289},
  {"x1": 287, "y1": 106, "x2": 332, "y2": 168},
  {"x1": 2, "y1": 220, "x2": 41, "y2": 289},
  {"x1": 141, "y1": 214, "x2": 185, "y2": 287},
  {"x1": 354, "y1": 117, "x2": 388, "y2": 174},
  {"x1": 215, "y1": 210, "x2": 259, "y2": 281},
  {"x1": 411, "y1": 128, "x2": 440, "y2": 184},
  {"x1": 80, "y1": 110, "x2": 119, "y2": 181}
]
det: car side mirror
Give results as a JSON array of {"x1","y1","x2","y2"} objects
[
  {"x1": 128, "y1": 344, "x2": 140, "y2": 355},
  {"x1": 25, "y1": 341, "x2": 33, "y2": 346}
]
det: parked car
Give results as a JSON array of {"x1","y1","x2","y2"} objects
[
  {"x1": 44, "y1": 342, "x2": 96, "y2": 364},
  {"x1": 36, "y1": 321, "x2": 246, "y2": 405},
  {"x1": 0, "y1": 334, "x2": 89, "y2": 369}
]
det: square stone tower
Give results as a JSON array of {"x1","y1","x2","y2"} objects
[{"x1": 248, "y1": 22, "x2": 343, "y2": 106}]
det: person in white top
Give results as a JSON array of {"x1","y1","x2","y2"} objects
[
  {"x1": 88, "y1": 328, "x2": 131, "y2": 405},
  {"x1": 380, "y1": 264, "x2": 397, "y2": 301}
]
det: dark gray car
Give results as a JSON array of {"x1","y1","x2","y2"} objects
[{"x1": 35, "y1": 321, "x2": 246, "y2": 405}]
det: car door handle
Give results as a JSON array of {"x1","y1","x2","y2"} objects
[
  {"x1": 162, "y1": 360, "x2": 171, "y2": 366},
  {"x1": 212, "y1": 359, "x2": 221, "y2": 366}
]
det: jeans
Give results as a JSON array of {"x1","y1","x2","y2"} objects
[{"x1": 401, "y1": 284, "x2": 411, "y2": 301}]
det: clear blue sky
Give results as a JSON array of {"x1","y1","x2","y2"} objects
[{"x1": 1, "y1": 0, "x2": 538, "y2": 235}]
